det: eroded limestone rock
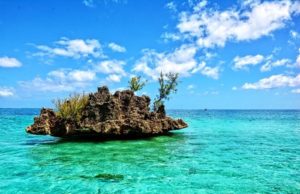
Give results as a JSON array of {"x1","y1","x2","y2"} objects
[{"x1": 26, "y1": 86, "x2": 188, "y2": 138}]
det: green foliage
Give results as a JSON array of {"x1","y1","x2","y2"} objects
[
  {"x1": 53, "y1": 93, "x2": 89, "y2": 122},
  {"x1": 153, "y1": 72, "x2": 179, "y2": 111},
  {"x1": 128, "y1": 76, "x2": 146, "y2": 92}
]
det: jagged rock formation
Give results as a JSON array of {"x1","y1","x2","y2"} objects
[{"x1": 26, "y1": 86, "x2": 188, "y2": 138}]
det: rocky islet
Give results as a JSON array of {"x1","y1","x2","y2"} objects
[{"x1": 26, "y1": 86, "x2": 188, "y2": 138}]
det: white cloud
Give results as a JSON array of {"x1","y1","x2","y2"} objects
[
  {"x1": 137, "y1": 0, "x2": 300, "y2": 82},
  {"x1": 233, "y1": 54, "x2": 293, "y2": 72},
  {"x1": 161, "y1": 32, "x2": 182, "y2": 42},
  {"x1": 260, "y1": 59, "x2": 291, "y2": 72},
  {"x1": 108, "y1": 42, "x2": 126, "y2": 53},
  {"x1": 232, "y1": 86, "x2": 238, "y2": 91},
  {"x1": 190, "y1": 61, "x2": 205, "y2": 73},
  {"x1": 193, "y1": 0, "x2": 207, "y2": 11},
  {"x1": 83, "y1": 0, "x2": 94, "y2": 7},
  {"x1": 166, "y1": 1, "x2": 177, "y2": 12},
  {"x1": 296, "y1": 49, "x2": 300, "y2": 68},
  {"x1": 133, "y1": 44, "x2": 198, "y2": 79},
  {"x1": 187, "y1": 84, "x2": 195, "y2": 90},
  {"x1": 20, "y1": 69, "x2": 96, "y2": 92},
  {"x1": 133, "y1": 45, "x2": 220, "y2": 80},
  {"x1": 290, "y1": 30, "x2": 300, "y2": 39},
  {"x1": 233, "y1": 55, "x2": 264, "y2": 70},
  {"x1": 202, "y1": 90, "x2": 219, "y2": 95},
  {"x1": 176, "y1": 1, "x2": 300, "y2": 48},
  {"x1": 94, "y1": 60, "x2": 127, "y2": 82},
  {"x1": 0, "y1": 57, "x2": 22, "y2": 68},
  {"x1": 20, "y1": 77, "x2": 73, "y2": 92},
  {"x1": 200, "y1": 66, "x2": 220, "y2": 80},
  {"x1": 95, "y1": 60, "x2": 126, "y2": 76},
  {"x1": 48, "y1": 69, "x2": 96, "y2": 82},
  {"x1": 191, "y1": 61, "x2": 220, "y2": 79},
  {"x1": 291, "y1": 88, "x2": 300, "y2": 94},
  {"x1": 242, "y1": 74, "x2": 300, "y2": 90},
  {"x1": 0, "y1": 87, "x2": 14, "y2": 97},
  {"x1": 68, "y1": 70, "x2": 96, "y2": 82},
  {"x1": 204, "y1": 51, "x2": 216, "y2": 60},
  {"x1": 35, "y1": 38, "x2": 103, "y2": 59},
  {"x1": 133, "y1": 61, "x2": 157, "y2": 80},
  {"x1": 241, "y1": 0, "x2": 260, "y2": 7},
  {"x1": 83, "y1": 0, "x2": 127, "y2": 6},
  {"x1": 106, "y1": 74, "x2": 122, "y2": 82}
]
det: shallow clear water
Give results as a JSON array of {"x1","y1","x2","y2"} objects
[{"x1": 0, "y1": 109, "x2": 300, "y2": 193}]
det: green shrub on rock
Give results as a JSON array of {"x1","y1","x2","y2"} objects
[{"x1": 53, "y1": 93, "x2": 88, "y2": 122}]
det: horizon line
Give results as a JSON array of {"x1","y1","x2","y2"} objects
[{"x1": 0, "y1": 108, "x2": 299, "y2": 111}]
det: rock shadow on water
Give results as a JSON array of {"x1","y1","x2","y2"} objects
[
  {"x1": 79, "y1": 173, "x2": 124, "y2": 182},
  {"x1": 23, "y1": 136, "x2": 59, "y2": 146},
  {"x1": 25, "y1": 131, "x2": 187, "y2": 145}
]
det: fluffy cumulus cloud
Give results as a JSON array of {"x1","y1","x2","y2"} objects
[
  {"x1": 108, "y1": 42, "x2": 126, "y2": 53},
  {"x1": 106, "y1": 74, "x2": 122, "y2": 82},
  {"x1": 20, "y1": 59, "x2": 127, "y2": 90},
  {"x1": 242, "y1": 74, "x2": 300, "y2": 90},
  {"x1": 94, "y1": 60, "x2": 126, "y2": 82},
  {"x1": 19, "y1": 69, "x2": 96, "y2": 92},
  {"x1": 135, "y1": 1, "x2": 300, "y2": 82},
  {"x1": 0, "y1": 87, "x2": 14, "y2": 97},
  {"x1": 34, "y1": 38, "x2": 103, "y2": 59},
  {"x1": 233, "y1": 55, "x2": 264, "y2": 70},
  {"x1": 63, "y1": 70, "x2": 95, "y2": 82},
  {"x1": 134, "y1": 44, "x2": 197, "y2": 79},
  {"x1": 0, "y1": 57, "x2": 22, "y2": 68},
  {"x1": 133, "y1": 45, "x2": 220, "y2": 80},
  {"x1": 176, "y1": 0, "x2": 300, "y2": 48},
  {"x1": 155, "y1": 0, "x2": 300, "y2": 81},
  {"x1": 95, "y1": 60, "x2": 126, "y2": 75}
]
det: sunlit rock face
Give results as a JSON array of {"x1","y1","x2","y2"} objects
[{"x1": 26, "y1": 86, "x2": 188, "y2": 138}]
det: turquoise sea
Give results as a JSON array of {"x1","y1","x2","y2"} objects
[{"x1": 0, "y1": 109, "x2": 299, "y2": 193}]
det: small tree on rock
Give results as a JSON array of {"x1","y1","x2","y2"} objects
[
  {"x1": 128, "y1": 76, "x2": 146, "y2": 92},
  {"x1": 153, "y1": 72, "x2": 179, "y2": 111}
]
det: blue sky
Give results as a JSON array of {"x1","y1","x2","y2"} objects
[{"x1": 0, "y1": 0, "x2": 300, "y2": 109}]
